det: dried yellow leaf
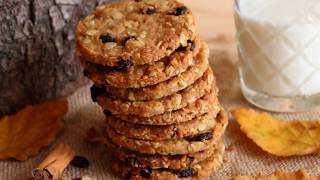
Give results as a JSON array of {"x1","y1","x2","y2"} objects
[
  {"x1": 231, "y1": 108, "x2": 320, "y2": 156},
  {"x1": 233, "y1": 170, "x2": 320, "y2": 180},
  {"x1": 0, "y1": 99, "x2": 67, "y2": 161}
]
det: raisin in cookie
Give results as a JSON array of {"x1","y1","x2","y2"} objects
[
  {"x1": 110, "y1": 90, "x2": 220, "y2": 125},
  {"x1": 107, "y1": 138, "x2": 224, "y2": 170},
  {"x1": 103, "y1": 41, "x2": 209, "y2": 101},
  {"x1": 81, "y1": 37, "x2": 201, "y2": 88},
  {"x1": 97, "y1": 68, "x2": 215, "y2": 117},
  {"x1": 106, "y1": 110, "x2": 219, "y2": 141},
  {"x1": 77, "y1": 0, "x2": 195, "y2": 67},
  {"x1": 105, "y1": 109, "x2": 228, "y2": 155},
  {"x1": 111, "y1": 143, "x2": 225, "y2": 180}
]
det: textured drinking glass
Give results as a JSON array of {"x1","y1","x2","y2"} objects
[{"x1": 234, "y1": 0, "x2": 320, "y2": 112}]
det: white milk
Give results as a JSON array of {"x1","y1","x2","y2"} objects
[{"x1": 235, "y1": 0, "x2": 320, "y2": 97}]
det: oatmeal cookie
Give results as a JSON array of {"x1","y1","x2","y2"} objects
[
  {"x1": 103, "y1": 41, "x2": 209, "y2": 101},
  {"x1": 105, "y1": 109, "x2": 228, "y2": 155},
  {"x1": 111, "y1": 143, "x2": 225, "y2": 180},
  {"x1": 97, "y1": 68, "x2": 214, "y2": 117},
  {"x1": 106, "y1": 139, "x2": 224, "y2": 170},
  {"x1": 110, "y1": 90, "x2": 220, "y2": 125},
  {"x1": 106, "y1": 110, "x2": 219, "y2": 141},
  {"x1": 77, "y1": 0, "x2": 195, "y2": 67},
  {"x1": 81, "y1": 37, "x2": 201, "y2": 88}
]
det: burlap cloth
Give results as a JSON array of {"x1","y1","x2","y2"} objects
[{"x1": 1, "y1": 35, "x2": 319, "y2": 180}]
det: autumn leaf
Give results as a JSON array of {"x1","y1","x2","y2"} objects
[
  {"x1": 0, "y1": 99, "x2": 67, "y2": 161},
  {"x1": 231, "y1": 108, "x2": 320, "y2": 156}
]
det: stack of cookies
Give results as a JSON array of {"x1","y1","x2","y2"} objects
[{"x1": 76, "y1": 0, "x2": 228, "y2": 179}]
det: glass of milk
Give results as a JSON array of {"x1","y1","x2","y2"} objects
[{"x1": 234, "y1": 0, "x2": 320, "y2": 112}]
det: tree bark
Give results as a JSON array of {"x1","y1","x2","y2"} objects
[{"x1": 0, "y1": 0, "x2": 112, "y2": 115}]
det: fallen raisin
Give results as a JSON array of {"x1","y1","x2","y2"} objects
[
  {"x1": 172, "y1": 6, "x2": 188, "y2": 16},
  {"x1": 186, "y1": 132, "x2": 213, "y2": 141},
  {"x1": 175, "y1": 168, "x2": 193, "y2": 178},
  {"x1": 99, "y1": 34, "x2": 115, "y2": 43},
  {"x1": 146, "y1": 7, "x2": 156, "y2": 14},
  {"x1": 71, "y1": 156, "x2": 90, "y2": 168},
  {"x1": 115, "y1": 59, "x2": 133, "y2": 70},
  {"x1": 140, "y1": 168, "x2": 152, "y2": 178},
  {"x1": 90, "y1": 85, "x2": 104, "y2": 102}
]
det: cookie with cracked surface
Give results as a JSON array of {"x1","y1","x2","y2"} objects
[
  {"x1": 106, "y1": 110, "x2": 219, "y2": 141},
  {"x1": 110, "y1": 90, "x2": 220, "y2": 125},
  {"x1": 97, "y1": 67, "x2": 215, "y2": 117},
  {"x1": 105, "y1": 109, "x2": 228, "y2": 155},
  {"x1": 81, "y1": 37, "x2": 201, "y2": 88},
  {"x1": 110, "y1": 142, "x2": 225, "y2": 180},
  {"x1": 106, "y1": 137, "x2": 224, "y2": 170},
  {"x1": 77, "y1": 0, "x2": 195, "y2": 67},
  {"x1": 103, "y1": 41, "x2": 209, "y2": 101}
]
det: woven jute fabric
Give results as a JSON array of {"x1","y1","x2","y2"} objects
[{"x1": 1, "y1": 37, "x2": 320, "y2": 180}]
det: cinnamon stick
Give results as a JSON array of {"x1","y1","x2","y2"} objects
[{"x1": 32, "y1": 143, "x2": 75, "y2": 180}]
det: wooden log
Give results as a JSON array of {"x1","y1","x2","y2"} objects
[{"x1": 0, "y1": 0, "x2": 113, "y2": 115}]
